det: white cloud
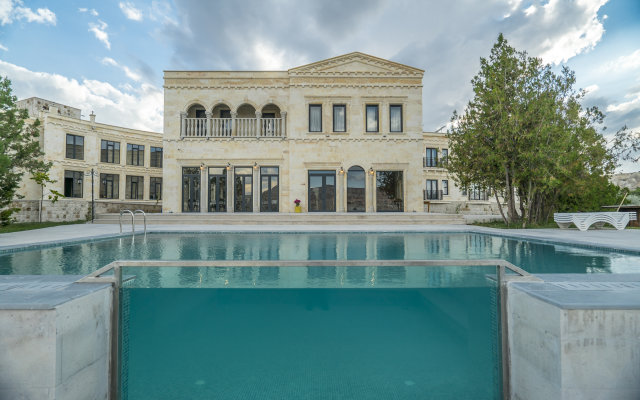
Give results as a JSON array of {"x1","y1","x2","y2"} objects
[
  {"x1": 78, "y1": 7, "x2": 99, "y2": 16},
  {"x1": 0, "y1": 43, "x2": 7, "y2": 51},
  {"x1": 89, "y1": 20, "x2": 110, "y2": 50},
  {"x1": 101, "y1": 57, "x2": 142, "y2": 82},
  {"x1": 524, "y1": 5, "x2": 536, "y2": 16},
  {"x1": 607, "y1": 93, "x2": 640, "y2": 114},
  {"x1": 584, "y1": 84, "x2": 599, "y2": 94},
  {"x1": 119, "y1": 2, "x2": 143, "y2": 21},
  {"x1": 601, "y1": 49, "x2": 640, "y2": 72},
  {"x1": 0, "y1": 0, "x2": 56, "y2": 25},
  {"x1": 0, "y1": 59, "x2": 163, "y2": 132}
]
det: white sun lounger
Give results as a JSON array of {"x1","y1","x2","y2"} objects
[{"x1": 553, "y1": 212, "x2": 637, "y2": 231}]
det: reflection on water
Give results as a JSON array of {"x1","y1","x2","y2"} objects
[{"x1": 1, "y1": 232, "x2": 639, "y2": 277}]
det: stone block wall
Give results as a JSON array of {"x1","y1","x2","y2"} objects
[{"x1": 8, "y1": 200, "x2": 162, "y2": 223}]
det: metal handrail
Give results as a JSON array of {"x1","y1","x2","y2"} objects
[
  {"x1": 119, "y1": 210, "x2": 135, "y2": 234},
  {"x1": 77, "y1": 259, "x2": 540, "y2": 400},
  {"x1": 133, "y1": 210, "x2": 147, "y2": 234}
]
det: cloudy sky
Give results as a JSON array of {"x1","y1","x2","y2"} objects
[{"x1": 0, "y1": 0, "x2": 638, "y2": 171}]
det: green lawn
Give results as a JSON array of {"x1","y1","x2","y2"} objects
[{"x1": 0, "y1": 220, "x2": 86, "y2": 234}]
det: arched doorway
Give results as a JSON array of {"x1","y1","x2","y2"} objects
[{"x1": 347, "y1": 166, "x2": 366, "y2": 212}]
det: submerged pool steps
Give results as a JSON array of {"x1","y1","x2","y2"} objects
[{"x1": 94, "y1": 212, "x2": 465, "y2": 225}]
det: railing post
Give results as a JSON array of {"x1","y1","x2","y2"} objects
[
  {"x1": 205, "y1": 111, "x2": 212, "y2": 138},
  {"x1": 255, "y1": 111, "x2": 262, "y2": 138},
  {"x1": 180, "y1": 112, "x2": 187, "y2": 137},
  {"x1": 231, "y1": 111, "x2": 237, "y2": 137},
  {"x1": 281, "y1": 111, "x2": 287, "y2": 138}
]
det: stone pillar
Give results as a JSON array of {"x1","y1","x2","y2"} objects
[
  {"x1": 253, "y1": 165, "x2": 260, "y2": 213},
  {"x1": 368, "y1": 169, "x2": 376, "y2": 213},
  {"x1": 255, "y1": 111, "x2": 262, "y2": 138},
  {"x1": 281, "y1": 111, "x2": 287, "y2": 138},
  {"x1": 227, "y1": 165, "x2": 234, "y2": 213},
  {"x1": 231, "y1": 111, "x2": 237, "y2": 137},
  {"x1": 200, "y1": 165, "x2": 207, "y2": 213},
  {"x1": 180, "y1": 112, "x2": 187, "y2": 137},
  {"x1": 337, "y1": 167, "x2": 345, "y2": 212},
  {"x1": 205, "y1": 111, "x2": 212, "y2": 138}
]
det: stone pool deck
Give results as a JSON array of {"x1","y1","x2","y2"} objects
[{"x1": 0, "y1": 222, "x2": 639, "y2": 253}]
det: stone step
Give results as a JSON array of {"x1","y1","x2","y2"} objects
[{"x1": 94, "y1": 212, "x2": 465, "y2": 225}]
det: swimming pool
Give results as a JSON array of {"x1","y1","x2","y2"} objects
[{"x1": 2, "y1": 232, "x2": 640, "y2": 276}]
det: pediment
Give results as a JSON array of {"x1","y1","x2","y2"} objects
[{"x1": 289, "y1": 52, "x2": 424, "y2": 76}]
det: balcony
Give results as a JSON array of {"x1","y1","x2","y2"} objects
[
  {"x1": 423, "y1": 157, "x2": 448, "y2": 169},
  {"x1": 182, "y1": 117, "x2": 286, "y2": 138},
  {"x1": 423, "y1": 189, "x2": 443, "y2": 200}
]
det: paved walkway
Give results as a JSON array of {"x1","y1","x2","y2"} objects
[{"x1": 0, "y1": 222, "x2": 639, "y2": 253}]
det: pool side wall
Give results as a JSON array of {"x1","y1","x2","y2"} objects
[
  {"x1": 0, "y1": 287, "x2": 112, "y2": 400},
  {"x1": 508, "y1": 284, "x2": 640, "y2": 400}
]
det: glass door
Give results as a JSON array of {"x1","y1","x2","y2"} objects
[
  {"x1": 208, "y1": 167, "x2": 227, "y2": 212},
  {"x1": 308, "y1": 170, "x2": 336, "y2": 212},
  {"x1": 347, "y1": 166, "x2": 365, "y2": 212},
  {"x1": 234, "y1": 167, "x2": 253, "y2": 212},
  {"x1": 182, "y1": 167, "x2": 201, "y2": 212},
  {"x1": 260, "y1": 167, "x2": 279, "y2": 212}
]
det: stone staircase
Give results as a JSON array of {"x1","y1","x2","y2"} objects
[{"x1": 94, "y1": 212, "x2": 465, "y2": 225}]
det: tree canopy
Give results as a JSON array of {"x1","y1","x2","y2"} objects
[
  {"x1": 0, "y1": 76, "x2": 51, "y2": 225},
  {"x1": 446, "y1": 34, "x2": 637, "y2": 226}
]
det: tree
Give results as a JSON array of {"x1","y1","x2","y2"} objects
[
  {"x1": 447, "y1": 34, "x2": 636, "y2": 226},
  {"x1": 30, "y1": 171, "x2": 63, "y2": 223},
  {"x1": 0, "y1": 76, "x2": 51, "y2": 225}
]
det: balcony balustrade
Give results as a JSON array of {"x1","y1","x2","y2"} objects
[
  {"x1": 423, "y1": 189, "x2": 443, "y2": 200},
  {"x1": 181, "y1": 114, "x2": 286, "y2": 138}
]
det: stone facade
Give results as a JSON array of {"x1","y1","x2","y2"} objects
[
  {"x1": 11, "y1": 102, "x2": 163, "y2": 222},
  {"x1": 163, "y1": 52, "x2": 498, "y2": 214}
]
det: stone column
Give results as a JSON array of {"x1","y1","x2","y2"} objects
[
  {"x1": 205, "y1": 111, "x2": 212, "y2": 138},
  {"x1": 231, "y1": 111, "x2": 237, "y2": 137},
  {"x1": 200, "y1": 166, "x2": 207, "y2": 213},
  {"x1": 180, "y1": 112, "x2": 187, "y2": 137},
  {"x1": 227, "y1": 165, "x2": 234, "y2": 213},
  {"x1": 368, "y1": 169, "x2": 376, "y2": 213},
  {"x1": 255, "y1": 111, "x2": 262, "y2": 138},
  {"x1": 337, "y1": 168, "x2": 345, "y2": 212},
  {"x1": 281, "y1": 111, "x2": 287, "y2": 138},
  {"x1": 253, "y1": 165, "x2": 259, "y2": 213}
]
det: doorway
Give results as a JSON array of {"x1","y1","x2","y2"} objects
[
  {"x1": 308, "y1": 170, "x2": 336, "y2": 212},
  {"x1": 182, "y1": 167, "x2": 201, "y2": 212}
]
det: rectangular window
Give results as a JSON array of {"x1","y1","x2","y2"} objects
[
  {"x1": 389, "y1": 105, "x2": 403, "y2": 132},
  {"x1": 63, "y1": 170, "x2": 83, "y2": 198},
  {"x1": 424, "y1": 148, "x2": 438, "y2": 167},
  {"x1": 468, "y1": 184, "x2": 488, "y2": 201},
  {"x1": 127, "y1": 144, "x2": 145, "y2": 166},
  {"x1": 366, "y1": 105, "x2": 379, "y2": 132},
  {"x1": 100, "y1": 140, "x2": 120, "y2": 164},
  {"x1": 425, "y1": 179, "x2": 440, "y2": 200},
  {"x1": 150, "y1": 177, "x2": 162, "y2": 200},
  {"x1": 100, "y1": 173, "x2": 119, "y2": 199},
  {"x1": 376, "y1": 171, "x2": 403, "y2": 211},
  {"x1": 234, "y1": 167, "x2": 253, "y2": 212},
  {"x1": 150, "y1": 146, "x2": 163, "y2": 168},
  {"x1": 309, "y1": 104, "x2": 322, "y2": 132},
  {"x1": 442, "y1": 180, "x2": 449, "y2": 195},
  {"x1": 126, "y1": 175, "x2": 144, "y2": 200},
  {"x1": 260, "y1": 166, "x2": 279, "y2": 212},
  {"x1": 441, "y1": 149, "x2": 449, "y2": 165},
  {"x1": 333, "y1": 105, "x2": 346, "y2": 132},
  {"x1": 65, "y1": 134, "x2": 84, "y2": 160}
]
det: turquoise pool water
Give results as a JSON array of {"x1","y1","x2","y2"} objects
[
  {"x1": 121, "y1": 266, "x2": 501, "y2": 400},
  {"x1": 1, "y1": 232, "x2": 640, "y2": 275}
]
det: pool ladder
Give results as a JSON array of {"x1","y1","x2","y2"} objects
[{"x1": 119, "y1": 209, "x2": 147, "y2": 234}]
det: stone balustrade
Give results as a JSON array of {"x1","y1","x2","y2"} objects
[{"x1": 181, "y1": 114, "x2": 286, "y2": 138}]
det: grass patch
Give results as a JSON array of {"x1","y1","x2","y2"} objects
[
  {"x1": 0, "y1": 220, "x2": 86, "y2": 234},
  {"x1": 472, "y1": 220, "x2": 560, "y2": 229}
]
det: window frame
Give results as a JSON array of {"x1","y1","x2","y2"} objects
[
  {"x1": 308, "y1": 104, "x2": 322, "y2": 132},
  {"x1": 65, "y1": 134, "x2": 84, "y2": 160},
  {"x1": 332, "y1": 104, "x2": 346, "y2": 132},
  {"x1": 99, "y1": 173, "x2": 119, "y2": 199},
  {"x1": 63, "y1": 170, "x2": 83, "y2": 198},
  {"x1": 365, "y1": 104, "x2": 379, "y2": 133},
  {"x1": 127, "y1": 144, "x2": 145, "y2": 166},
  {"x1": 150, "y1": 146, "x2": 163, "y2": 168},
  {"x1": 100, "y1": 139, "x2": 120, "y2": 164},
  {"x1": 389, "y1": 104, "x2": 403, "y2": 133},
  {"x1": 125, "y1": 175, "x2": 144, "y2": 200},
  {"x1": 442, "y1": 179, "x2": 449, "y2": 195},
  {"x1": 149, "y1": 177, "x2": 162, "y2": 200},
  {"x1": 425, "y1": 148, "x2": 438, "y2": 167}
]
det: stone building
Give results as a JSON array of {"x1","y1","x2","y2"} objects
[
  {"x1": 163, "y1": 52, "x2": 496, "y2": 214},
  {"x1": 13, "y1": 97, "x2": 163, "y2": 222}
]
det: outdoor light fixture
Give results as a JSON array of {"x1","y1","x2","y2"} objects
[
  {"x1": 369, "y1": 167, "x2": 375, "y2": 175},
  {"x1": 253, "y1": 162, "x2": 258, "y2": 169},
  {"x1": 226, "y1": 163, "x2": 231, "y2": 170},
  {"x1": 200, "y1": 163, "x2": 205, "y2": 171},
  {"x1": 339, "y1": 167, "x2": 344, "y2": 175}
]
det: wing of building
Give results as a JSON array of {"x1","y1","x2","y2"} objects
[{"x1": 164, "y1": 52, "x2": 497, "y2": 214}]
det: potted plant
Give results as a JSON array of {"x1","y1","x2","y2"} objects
[{"x1": 294, "y1": 199, "x2": 302, "y2": 213}]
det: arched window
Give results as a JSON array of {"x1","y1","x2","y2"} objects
[{"x1": 347, "y1": 166, "x2": 366, "y2": 212}]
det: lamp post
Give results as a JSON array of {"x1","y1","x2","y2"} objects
[{"x1": 85, "y1": 168, "x2": 99, "y2": 223}]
